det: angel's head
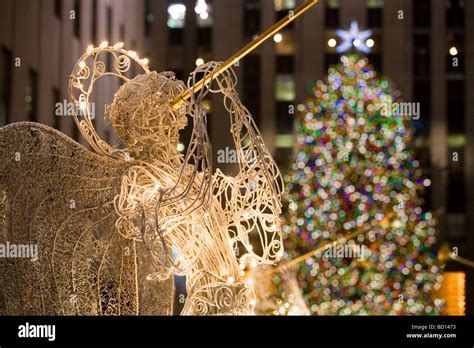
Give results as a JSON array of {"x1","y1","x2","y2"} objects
[{"x1": 106, "y1": 71, "x2": 188, "y2": 161}]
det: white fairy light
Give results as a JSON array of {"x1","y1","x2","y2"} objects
[
  {"x1": 273, "y1": 33, "x2": 283, "y2": 43},
  {"x1": 168, "y1": 3, "x2": 186, "y2": 20},
  {"x1": 113, "y1": 42, "x2": 124, "y2": 50}
]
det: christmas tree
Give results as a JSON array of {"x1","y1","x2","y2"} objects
[{"x1": 276, "y1": 55, "x2": 445, "y2": 315}]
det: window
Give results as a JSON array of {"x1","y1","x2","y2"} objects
[
  {"x1": 447, "y1": 32, "x2": 464, "y2": 73},
  {"x1": 54, "y1": 0, "x2": 62, "y2": 18},
  {"x1": 367, "y1": 0, "x2": 383, "y2": 28},
  {"x1": 413, "y1": 0, "x2": 431, "y2": 29},
  {"x1": 413, "y1": 79, "x2": 431, "y2": 123},
  {"x1": 446, "y1": 0, "x2": 464, "y2": 29},
  {"x1": 276, "y1": 10, "x2": 294, "y2": 29},
  {"x1": 276, "y1": 55, "x2": 294, "y2": 74},
  {"x1": 325, "y1": 0, "x2": 339, "y2": 28},
  {"x1": 73, "y1": 0, "x2": 81, "y2": 38},
  {"x1": 169, "y1": 28, "x2": 184, "y2": 45},
  {"x1": 275, "y1": 75, "x2": 295, "y2": 102},
  {"x1": 276, "y1": 11, "x2": 294, "y2": 30},
  {"x1": 446, "y1": 212, "x2": 465, "y2": 239},
  {"x1": 196, "y1": 0, "x2": 213, "y2": 28},
  {"x1": 413, "y1": 34, "x2": 430, "y2": 77},
  {"x1": 0, "y1": 47, "x2": 12, "y2": 126},
  {"x1": 422, "y1": 172, "x2": 432, "y2": 210},
  {"x1": 275, "y1": 30, "x2": 295, "y2": 55},
  {"x1": 367, "y1": 53, "x2": 382, "y2": 73},
  {"x1": 276, "y1": 102, "x2": 292, "y2": 133},
  {"x1": 416, "y1": 147, "x2": 431, "y2": 177},
  {"x1": 274, "y1": 148, "x2": 293, "y2": 171},
  {"x1": 367, "y1": 0, "x2": 384, "y2": 6},
  {"x1": 366, "y1": 34, "x2": 382, "y2": 71},
  {"x1": 26, "y1": 69, "x2": 38, "y2": 122},
  {"x1": 447, "y1": 80, "x2": 465, "y2": 134},
  {"x1": 325, "y1": 31, "x2": 338, "y2": 53},
  {"x1": 324, "y1": 53, "x2": 339, "y2": 71},
  {"x1": 447, "y1": 170, "x2": 466, "y2": 213},
  {"x1": 277, "y1": 56, "x2": 295, "y2": 74},
  {"x1": 274, "y1": 0, "x2": 296, "y2": 11},
  {"x1": 168, "y1": 2, "x2": 186, "y2": 45},
  {"x1": 198, "y1": 28, "x2": 212, "y2": 50},
  {"x1": 244, "y1": 0, "x2": 261, "y2": 39},
  {"x1": 243, "y1": 55, "x2": 261, "y2": 126}
]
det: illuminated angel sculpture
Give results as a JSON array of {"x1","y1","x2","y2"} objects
[{"x1": 0, "y1": 44, "x2": 284, "y2": 315}]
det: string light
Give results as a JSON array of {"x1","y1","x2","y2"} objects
[
  {"x1": 86, "y1": 45, "x2": 94, "y2": 54},
  {"x1": 195, "y1": 0, "x2": 209, "y2": 20}
]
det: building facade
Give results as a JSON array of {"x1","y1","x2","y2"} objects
[
  {"x1": 0, "y1": 0, "x2": 146, "y2": 144},
  {"x1": 149, "y1": 0, "x2": 473, "y2": 313}
]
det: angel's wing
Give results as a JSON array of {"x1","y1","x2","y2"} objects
[{"x1": 0, "y1": 122, "x2": 174, "y2": 315}]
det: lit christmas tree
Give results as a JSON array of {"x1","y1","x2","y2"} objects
[{"x1": 276, "y1": 55, "x2": 445, "y2": 315}]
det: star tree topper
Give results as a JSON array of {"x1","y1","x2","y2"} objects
[{"x1": 336, "y1": 21, "x2": 373, "y2": 54}]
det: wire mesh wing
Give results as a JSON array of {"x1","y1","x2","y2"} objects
[{"x1": 0, "y1": 122, "x2": 174, "y2": 315}]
